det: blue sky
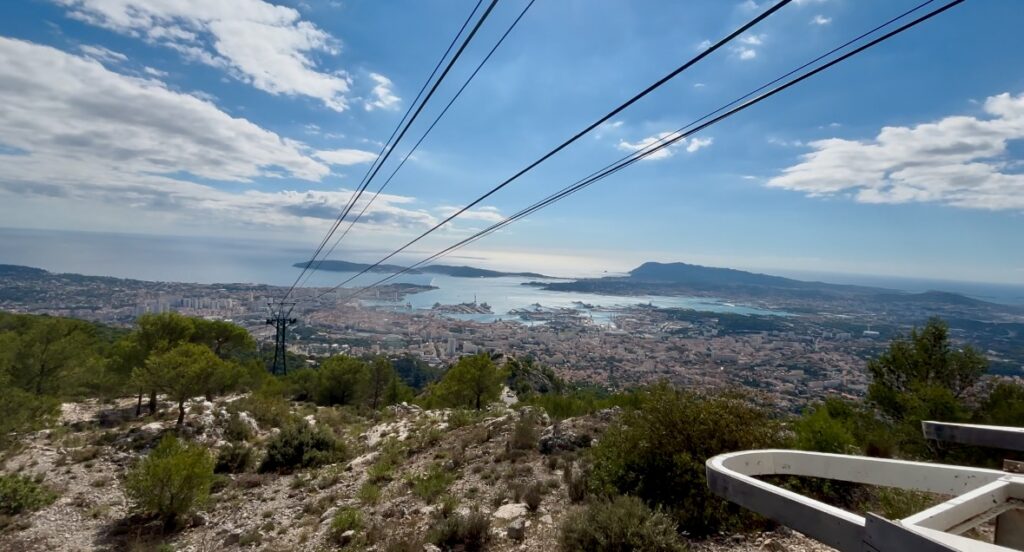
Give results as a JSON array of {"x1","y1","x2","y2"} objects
[{"x1": 0, "y1": 0, "x2": 1022, "y2": 284}]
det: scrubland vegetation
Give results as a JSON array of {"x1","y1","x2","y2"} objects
[{"x1": 0, "y1": 311, "x2": 1021, "y2": 550}]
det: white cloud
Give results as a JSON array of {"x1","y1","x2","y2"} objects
[
  {"x1": 767, "y1": 91, "x2": 1024, "y2": 210},
  {"x1": 437, "y1": 205, "x2": 505, "y2": 223},
  {"x1": 617, "y1": 131, "x2": 712, "y2": 160},
  {"x1": 594, "y1": 120, "x2": 624, "y2": 139},
  {"x1": 364, "y1": 72, "x2": 400, "y2": 111},
  {"x1": 738, "y1": 0, "x2": 760, "y2": 11},
  {"x1": 55, "y1": 0, "x2": 355, "y2": 111},
  {"x1": 142, "y1": 65, "x2": 167, "y2": 77},
  {"x1": 740, "y1": 34, "x2": 765, "y2": 46},
  {"x1": 315, "y1": 148, "x2": 378, "y2": 166},
  {"x1": 733, "y1": 33, "x2": 765, "y2": 60},
  {"x1": 686, "y1": 137, "x2": 713, "y2": 153},
  {"x1": 0, "y1": 38, "x2": 475, "y2": 239},
  {"x1": 811, "y1": 14, "x2": 832, "y2": 25},
  {"x1": 78, "y1": 43, "x2": 127, "y2": 63},
  {"x1": 696, "y1": 39, "x2": 712, "y2": 51}
]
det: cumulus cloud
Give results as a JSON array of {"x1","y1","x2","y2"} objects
[
  {"x1": 364, "y1": 72, "x2": 400, "y2": 111},
  {"x1": 55, "y1": 0, "x2": 355, "y2": 111},
  {"x1": 767, "y1": 92, "x2": 1024, "y2": 210},
  {"x1": 0, "y1": 38, "x2": 442, "y2": 234},
  {"x1": 617, "y1": 131, "x2": 713, "y2": 160}
]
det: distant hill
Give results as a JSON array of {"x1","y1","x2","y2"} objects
[
  {"x1": 0, "y1": 264, "x2": 49, "y2": 278},
  {"x1": 531, "y1": 261, "x2": 1015, "y2": 312},
  {"x1": 292, "y1": 260, "x2": 549, "y2": 279},
  {"x1": 628, "y1": 262, "x2": 823, "y2": 289}
]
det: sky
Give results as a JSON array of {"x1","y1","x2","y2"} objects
[{"x1": 0, "y1": 0, "x2": 1022, "y2": 284}]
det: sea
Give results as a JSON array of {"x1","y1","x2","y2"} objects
[{"x1": 2, "y1": 228, "x2": 1022, "y2": 326}]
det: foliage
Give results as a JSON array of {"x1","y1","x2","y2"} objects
[
  {"x1": 427, "y1": 508, "x2": 490, "y2": 552},
  {"x1": 0, "y1": 383, "x2": 60, "y2": 450},
  {"x1": 259, "y1": 420, "x2": 346, "y2": 473},
  {"x1": 214, "y1": 443, "x2": 255, "y2": 474},
  {"x1": 0, "y1": 474, "x2": 57, "y2": 515},
  {"x1": 523, "y1": 386, "x2": 643, "y2": 421},
  {"x1": 792, "y1": 400, "x2": 859, "y2": 455},
  {"x1": 523, "y1": 481, "x2": 543, "y2": 512},
  {"x1": 558, "y1": 496, "x2": 686, "y2": 552},
  {"x1": 329, "y1": 507, "x2": 363, "y2": 543},
  {"x1": 314, "y1": 355, "x2": 369, "y2": 407},
  {"x1": 124, "y1": 435, "x2": 215, "y2": 525},
  {"x1": 229, "y1": 382, "x2": 292, "y2": 429},
  {"x1": 391, "y1": 354, "x2": 443, "y2": 390},
  {"x1": 409, "y1": 464, "x2": 455, "y2": 504},
  {"x1": 977, "y1": 382, "x2": 1024, "y2": 426},
  {"x1": 133, "y1": 343, "x2": 237, "y2": 425},
  {"x1": 509, "y1": 411, "x2": 540, "y2": 450},
  {"x1": 506, "y1": 356, "x2": 564, "y2": 399},
  {"x1": 431, "y1": 353, "x2": 504, "y2": 410},
  {"x1": 867, "y1": 317, "x2": 986, "y2": 422},
  {"x1": 588, "y1": 383, "x2": 781, "y2": 537},
  {"x1": 1, "y1": 315, "x2": 101, "y2": 396},
  {"x1": 223, "y1": 411, "x2": 254, "y2": 442},
  {"x1": 190, "y1": 318, "x2": 255, "y2": 360}
]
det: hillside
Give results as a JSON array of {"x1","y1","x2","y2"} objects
[
  {"x1": 292, "y1": 260, "x2": 550, "y2": 279},
  {"x1": 0, "y1": 394, "x2": 824, "y2": 552}
]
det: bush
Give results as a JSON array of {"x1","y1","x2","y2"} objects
[
  {"x1": 229, "y1": 388, "x2": 291, "y2": 429},
  {"x1": 558, "y1": 496, "x2": 686, "y2": 552},
  {"x1": 409, "y1": 464, "x2": 455, "y2": 504},
  {"x1": 588, "y1": 384, "x2": 781, "y2": 537},
  {"x1": 260, "y1": 421, "x2": 346, "y2": 473},
  {"x1": 0, "y1": 474, "x2": 57, "y2": 515},
  {"x1": 523, "y1": 481, "x2": 543, "y2": 512},
  {"x1": 428, "y1": 508, "x2": 490, "y2": 552},
  {"x1": 124, "y1": 435, "x2": 215, "y2": 525},
  {"x1": 509, "y1": 412, "x2": 539, "y2": 451},
  {"x1": 368, "y1": 439, "x2": 407, "y2": 483},
  {"x1": 223, "y1": 411, "x2": 254, "y2": 442},
  {"x1": 358, "y1": 482, "x2": 382, "y2": 505},
  {"x1": 215, "y1": 443, "x2": 255, "y2": 474},
  {"x1": 329, "y1": 507, "x2": 364, "y2": 544}
]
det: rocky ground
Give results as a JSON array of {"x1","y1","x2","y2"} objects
[{"x1": 0, "y1": 395, "x2": 834, "y2": 552}]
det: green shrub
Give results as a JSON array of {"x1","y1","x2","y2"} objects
[
  {"x1": 329, "y1": 507, "x2": 364, "y2": 544},
  {"x1": 0, "y1": 474, "x2": 57, "y2": 515},
  {"x1": 215, "y1": 443, "x2": 255, "y2": 474},
  {"x1": 229, "y1": 387, "x2": 291, "y2": 429},
  {"x1": 124, "y1": 435, "x2": 215, "y2": 525},
  {"x1": 368, "y1": 439, "x2": 407, "y2": 483},
  {"x1": 509, "y1": 412, "x2": 539, "y2": 451},
  {"x1": 260, "y1": 421, "x2": 346, "y2": 473},
  {"x1": 523, "y1": 481, "x2": 543, "y2": 512},
  {"x1": 358, "y1": 481, "x2": 382, "y2": 505},
  {"x1": 588, "y1": 383, "x2": 781, "y2": 537},
  {"x1": 427, "y1": 508, "x2": 490, "y2": 552},
  {"x1": 409, "y1": 464, "x2": 455, "y2": 504},
  {"x1": 558, "y1": 496, "x2": 686, "y2": 552},
  {"x1": 223, "y1": 411, "x2": 254, "y2": 442}
]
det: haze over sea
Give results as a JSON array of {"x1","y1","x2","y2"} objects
[{"x1": 3, "y1": 228, "x2": 1024, "y2": 311}]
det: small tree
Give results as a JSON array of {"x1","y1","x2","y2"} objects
[
  {"x1": 191, "y1": 319, "x2": 255, "y2": 360},
  {"x1": 367, "y1": 356, "x2": 395, "y2": 410},
  {"x1": 588, "y1": 383, "x2": 781, "y2": 537},
  {"x1": 134, "y1": 343, "x2": 229, "y2": 425},
  {"x1": 314, "y1": 355, "x2": 369, "y2": 406},
  {"x1": 125, "y1": 435, "x2": 214, "y2": 528},
  {"x1": 434, "y1": 353, "x2": 504, "y2": 410},
  {"x1": 868, "y1": 317, "x2": 987, "y2": 421}
]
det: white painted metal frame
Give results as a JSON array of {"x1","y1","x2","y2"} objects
[{"x1": 706, "y1": 449, "x2": 1024, "y2": 551}]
